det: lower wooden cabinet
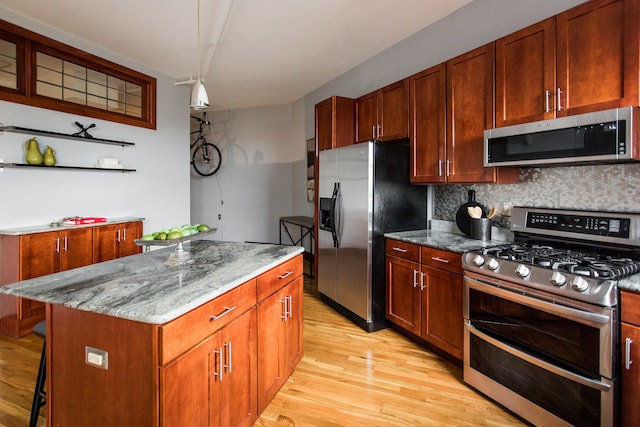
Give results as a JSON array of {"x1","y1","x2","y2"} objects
[
  {"x1": 0, "y1": 227, "x2": 93, "y2": 336},
  {"x1": 621, "y1": 291, "x2": 640, "y2": 426},
  {"x1": 92, "y1": 221, "x2": 142, "y2": 263},
  {"x1": 161, "y1": 308, "x2": 257, "y2": 427},
  {"x1": 257, "y1": 275, "x2": 304, "y2": 412},
  {"x1": 385, "y1": 239, "x2": 463, "y2": 360}
]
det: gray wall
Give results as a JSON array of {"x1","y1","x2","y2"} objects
[{"x1": 0, "y1": 8, "x2": 190, "y2": 234}]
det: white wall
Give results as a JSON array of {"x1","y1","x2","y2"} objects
[
  {"x1": 0, "y1": 9, "x2": 191, "y2": 234},
  {"x1": 303, "y1": 0, "x2": 587, "y2": 139},
  {"x1": 190, "y1": 99, "x2": 309, "y2": 244}
]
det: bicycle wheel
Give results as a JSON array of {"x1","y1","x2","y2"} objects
[{"x1": 192, "y1": 142, "x2": 222, "y2": 176}]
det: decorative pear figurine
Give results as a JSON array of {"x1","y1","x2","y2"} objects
[
  {"x1": 43, "y1": 145, "x2": 56, "y2": 166},
  {"x1": 25, "y1": 137, "x2": 44, "y2": 165}
]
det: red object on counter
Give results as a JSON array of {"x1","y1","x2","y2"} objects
[{"x1": 62, "y1": 217, "x2": 107, "y2": 225}]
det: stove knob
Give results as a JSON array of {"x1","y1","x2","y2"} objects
[
  {"x1": 515, "y1": 264, "x2": 530, "y2": 278},
  {"x1": 487, "y1": 258, "x2": 500, "y2": 271},
  {"x1": 549, "y1": 271, "x2": 566, "y2": 287},
  {"x1": 571, "y1": 276, "x2": 589, "y2": 292},
  {"x1": 472, "y1": 254, "x2": 485, "y2": 267}
]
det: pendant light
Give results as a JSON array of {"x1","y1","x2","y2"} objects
[{"x1": 190, "y1": 0, "x2": 209, "y2": 110}]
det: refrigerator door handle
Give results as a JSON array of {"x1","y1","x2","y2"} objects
[{"x1": 331, "y1": 182, "x2": 340, "y2": 248}]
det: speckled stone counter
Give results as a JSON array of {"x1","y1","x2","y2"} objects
[
  {"x1": 0, "y1": 240, "x2": 304, "y2": 324},
  {"x1": 385, "y1": 229, "x2": 509, "y2": 254},
  {"x1": 0, "y1": 216, "x2": 144, "y2": 235},
  {"x1": 619, "y1": 275, "x2": 640, "y2": 293}
]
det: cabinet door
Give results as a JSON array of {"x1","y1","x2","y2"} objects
[
  {"x1": 446, "y1": 43, "x2": 497, "y2": 183},
  {"x1": 218, "y1": 308, "x2": 257, "y2": 427},
  {"x1": 161, "y1": 336, "x2": 213, "y2": 427},
  {"x1": 495, "y1": 18, "x2": 556, "y2": 127},
  {"x1": 385, "y1": 255, "x2": 421, "y2": 335},
  {"x1": 315, "y1": 98, "x2": 334, "y2": 151},
  {"x1": 410, "y1": 64, "x2": 446, "y2": 183},
  {"x1": 283, "y1": 276, "x2": 303, "y2": 375},
  {"x1": 621, "y1": 322, "x2": 640, "y2": 426},
  {"x1": 92, "y1": 224, "x2": 120, "y2": 263},
  {"x1": 21, "y1": 231, "x2": 60, "y2": 279},
  {"x1": 355, "y1": 91, "x2": 377, "y2": 143},
  {"x1": 60, "y1": 227, "x2": 93, "y2": 271},
  {"x1": 378, "y1": 79, "x2": 409, "y2": 142},
  {"x1": 257, "y1": 288, "x2": 286, "y2": 412},
  {"x1": 119, "y1": 221, "x2": 142, "y2": 258},
  {"x1": 556, "y1": 0, "x2": 640, "y2": 116},
  {"x1": 422, "y1": 267, "x2": 463, "y2": 360}
]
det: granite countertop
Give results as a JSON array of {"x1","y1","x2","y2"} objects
[
  {"x1": 0, "y1": 240, "x2": 303, "y2": 324},
  {"x1": 0, "y1": 216, "x2": 145, "y2": 235},
  {"x1": 385, "y1": 229, "x2": 508, "y2": 254}
]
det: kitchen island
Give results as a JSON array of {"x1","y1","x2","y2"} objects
[{"x1": 0, "y1": 240, "x2": 304, "y2": 427}]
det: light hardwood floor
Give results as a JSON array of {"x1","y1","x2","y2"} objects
[{"x1": 0, "y1": 287, "x2": 526, "y2": 427}]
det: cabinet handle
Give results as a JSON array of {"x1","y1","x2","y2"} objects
[
  {"x1": 431, "y1": 256, "x2": 450, "y2": 264},
  {"x1": 545, "y1": 90, "x2": 551, "y2": 113},
  {"x1": 446, "y1": 160, "x2": 451, "y2": 177},
  {"x1": 377, "y1": 124, "x2": 381, "y2": 138},
  {"x1": 281, "y1": 298, "x2": 287, "y2": 320},
  {"x1": 116, "y1": 229, "x2": 121, "y2": 243},
  {"x1": 625, "y1": 337, "x2": 634, "y2": 370},
  {"x1": 413, "y1": 269, "x2": 419, "y2": 288},
  {"x1": 438, "y1": 160, "x2": 443, "y2": 177},
  {"x1": 63, "y1": 236, "x2": 68, "y2": 252},
  {"x1": 278, "y1": 271, "x2": 294, "y2": 280},
  {"x1": 55, "y1": 237, "x2": 60, "y2": 253},
  {"x1": 286, "y1": 295, "x2": 293, "y2": 319},
  {"x1": 122, "y1": 228, "x2": 127, "y2": 241},
  {"x1": 213, "y1": 348, "x2": 223, "y2": 381},
  {"x1": 556, "y1": 87, "x2": 563, "y2": 111},
  {"x1": 372, "y1": 125, "x2": 376, "y2": 139},
  {"x1": 392, "y1": 247, "x2": 408, "y2": 253},
  {"x1": 210, "y1": 305, "x2": 236, "y2": 321},
  {"x1": 420, "y1": 272, "x2": 426, "y2": 291},
  {"x1": 224, "y1": 341, "x2": 233, "y2": 374}
]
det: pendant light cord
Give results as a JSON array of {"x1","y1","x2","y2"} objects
[{"x1": 197, "y1": 0, "x2": 201, "y2": 81}]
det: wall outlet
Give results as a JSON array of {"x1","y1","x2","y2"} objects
[{"x1": 85, "y1": 346, "x2": 108, "y2": 370}]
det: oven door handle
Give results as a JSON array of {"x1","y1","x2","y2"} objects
[
  {"x1": 465, "y1": 276, "x2": 611, "y2": 328},
  {"x1": 466, "y1": 322, "x2": 613, "y2": 392}
]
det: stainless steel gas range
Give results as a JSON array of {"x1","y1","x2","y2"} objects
[{"x1": 462, "y1": 206, "x2": 640, "y2": 427}]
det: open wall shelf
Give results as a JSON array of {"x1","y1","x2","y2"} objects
[
  {"x1": 0, "y1": 162, "x2": 136, "y2": 173},
  {"x1": 0, "y1": 125, "x2": 135, "y2": 147}
]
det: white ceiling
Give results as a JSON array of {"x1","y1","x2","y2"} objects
[{"x1": 1, "y1": 0, "x2": 473, "y2": 110}]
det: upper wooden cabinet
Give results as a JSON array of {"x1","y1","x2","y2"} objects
[
  {"x1": 410, "y1": 44, "x2": 518, "y2": 184},
  {"x1": 356, "y1": 78, "x2": 409, "y2": 143},
  {"x1": 315, "y1": 96, "x2": 355, "y2": 151},
  {"x1": 496, "y1": 0, "x2": 640, "y2": 127}
]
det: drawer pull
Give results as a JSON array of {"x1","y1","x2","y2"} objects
[
  {"x1": 431, "y1": 256, "x2": 450, "y2": 264},
  {"x1": 278, "y1": 271, "x2": 294, "y2": 280},
  {"x1": 393, "y1": 247, "x2": 409, "y2": 253},
  {"x1": 210, "y1": 305, "x2": 236, "y2": 321},
  {"x1": 625, "y1": 337, "x2": 634, "y2": 370}
]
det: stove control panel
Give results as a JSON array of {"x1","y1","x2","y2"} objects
[{"x1": 526, "y1": 212, "x2": 630, "y2": 238}]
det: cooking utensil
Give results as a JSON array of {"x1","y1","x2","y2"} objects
[
  {"x1": 487, "y1": 207, "x2": 497, "y2": 219},
  {"x1": 467, "y1": 206, "x2": 483, "y2": 218},
  {"x1": 455, "y1": 190, "x2": 488, "y2": 237}
]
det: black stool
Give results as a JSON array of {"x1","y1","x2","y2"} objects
[{"x1": 30, "y1": 321, "x2": 47, "y2": 427}]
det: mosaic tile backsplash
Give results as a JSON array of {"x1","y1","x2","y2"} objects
[{"x1": 433, "y1": 163, "x2": 640, "y2": 222}]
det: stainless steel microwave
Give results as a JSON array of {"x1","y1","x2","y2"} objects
[{"x1": 484, "y1": 107, "x2": 638, "y2": 167}]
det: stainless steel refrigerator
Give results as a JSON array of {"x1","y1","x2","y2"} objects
[{"x1": 318, "y1": 141, "x2": 428, "y2": 332}]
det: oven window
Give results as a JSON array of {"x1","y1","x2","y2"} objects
[
  {"x1": 468, "y1": 288, "x2": 601, "y2": 378},
  {"x1": 469, "y1": 334, "x2": 602, "y2": 426}
]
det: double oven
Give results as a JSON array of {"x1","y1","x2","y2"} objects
[{"x1": 462, "y1": 207, "x2": 640, "y2": 426}]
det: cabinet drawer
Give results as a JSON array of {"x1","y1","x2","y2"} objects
[
  {"x1": 622, "y1": 291, "x2": 640, "y2": 326},
  {"x1": 159, "y1": 279, "x2": 257, "y2": 365},
  {"x1": 385, "y1": 240, "x2": 420, "y2": 263},
  {"x1": 257, "y1": 255, "x2": 303, "y2": 301},
  {"x1": 421, "y1": 247, "x2": 462, "y2": 274}
]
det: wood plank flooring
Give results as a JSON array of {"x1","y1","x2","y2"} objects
[{"x1": 0, "y1": 287, "x2": 526, "y2": 427}]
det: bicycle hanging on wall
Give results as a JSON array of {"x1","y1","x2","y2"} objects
[{"x1": 190, "y1": 112, "x2": 222, "y2": 176}]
